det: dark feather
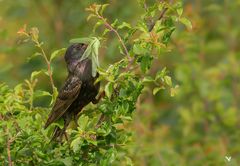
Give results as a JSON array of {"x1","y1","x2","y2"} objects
[
  {"x1": 44, "y1": 43, "x2": 100, "y2": 141},
  {"x1": 44, "y1": 76, "x2": 82, "y2": 129}
]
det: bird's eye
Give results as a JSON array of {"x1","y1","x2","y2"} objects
[{"x1": 75, "y1": 44, "x2": 84, "y2": 50}]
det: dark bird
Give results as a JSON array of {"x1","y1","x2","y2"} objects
[{"x1": 44, "y1": 43, "x2": 101, "y2": 141}]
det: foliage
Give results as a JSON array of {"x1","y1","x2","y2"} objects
[
  {"x1": 129, "y1": 1, "x2": 240, "y2": 165},
  {"x1": 1, "y1": 0, "x2": 240, "y2": 165},
  {"x1": 0, "y1": 1, "x2": 186, "y2": 165}
]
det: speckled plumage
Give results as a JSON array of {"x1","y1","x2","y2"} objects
[{"x1": 44, "y1": 43, "x2": 100, "y2": 141}]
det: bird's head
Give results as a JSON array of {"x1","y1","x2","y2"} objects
[{"x1": 64, "y1": 43, "x2": 88, "y2": 64}]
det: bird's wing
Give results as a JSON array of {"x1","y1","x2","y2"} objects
[{"x1": 44, "y1": 76, "x2": 82, "y2": 129}]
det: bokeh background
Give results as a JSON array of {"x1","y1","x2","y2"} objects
[{"x1": 1, "y1": 0, "x2": 240, "y2": 165}]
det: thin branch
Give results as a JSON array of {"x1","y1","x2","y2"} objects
[
  {"x1": 35, "y1": 42, "x2": 55, "y2": 93},
  {"x1": 148, "y1": 0, "x2": 173, "y2": 32},
  {"x1": 148, "y1": 7, "x2": 168, "y2": 32},
  {"x1": 96, "y1": 14, "x2": 131, "y2": 60},
  {"x1": 5, "y1": 128, "x2": 12, "y2": 166},
  {"x1": 17, "y1": 27, "x2": 56, "y2": 93}
]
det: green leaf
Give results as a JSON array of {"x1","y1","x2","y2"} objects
[
  {"x1": 136, "y1": 21, "x2": 148, "y2": 33},
  {"x1": 93, "y1": 20, "x2": 104, "y2": 33},
  {"x1": 33, "y1": 90, "x2": 51, "y2": 98},
  {"x1": 51, "y1": 119, "x2": 64, "y2": 129},
  {"x1": 100, "y1": 4, "x2": 109, "y2": 15},
  {"x1": 125, "y1": 156, "x2": 133, "y2": 166},
  {"x1": 153, "y1": 87, "x2": 164, "y2": 95},
  {"x1": 78, "y1": 115, "x2": 89, "y2": 130},
  {"x1": 155, "y1": 67, "x2": 167, "y2": 80},
  {"x1": 69, "y1": 38, "x2": 92, "y2": 44},
  {"x1": 118, "y1": 22, "x2": 132, "y2": 29},
  {"x1": 27, "y1": 52, "x2": 41, "y2": 62},
  {"x1": 111, "y1": 19, "x2": 119, "y2": 28},
  {"x1": 87, "y1": 139, "x2": 97, "y2": 146},
  {"x1": 170, "y1": 85, "x2": 179, "y2": 97},
  {"x1": 105, "y1": 82, "x2": 113, "y2": 98},
  {"x1": 177, "y1": 8, "x2": 183, "y2": 16},
  {"x1": 138, "y1": 0, "x2": 146, "y2": 8},
  {"x1": 103, "y1": 28, "x2": 110, "y2": 36},
  {"x1": 138, "y1": 55, "x2": 153, "y2": 73},
  {"x1": 50, "y1": 86, "x2": 58, "y2": 106},
  {"x1": 43, "y1": 69, "x2": 49, "y2": 76},
  {"x1": 176, "y1": 2, "x2": 183, "y2": 16},
  {"x1": 133, "y1": 43, "x2": 148, "y2": 55},
  {"x1": 162, "y1": 27, "x2": 175, "y2": 45},
  {"x1": 121, "y1": 116, "x2": 132, "y2": 121},
  {"x1": 31, "y1": 70, "x2": 42, "y2": 81},
  {"x1": 30, "y1": 27, "x2": 39, "y2": 41},
  {"x1": 59, "y1": 157, "x2": 73, "y2": 166},
  {"x1": 94, "y1": 75, "x2": 104, "y2": 85},
  {"x1": 81, "y1": 42, "x2": 92, "y2": 60},
  {"x1": 50, "y1": 48, "x2": 66, "y2": 62},
  {"x1": 71, "y1": 137, "x2": 82, "y2": 153},
  {"x1": 142, "y1": 76, "x2": 155, "y2": 83},
  {"x1": 180, "y1": 17, "x2": 192, "y2": 29},
  {"x1": 164, "y1": 76, "x2": 172, "y2": 86},
  {"x1": 87, "y1": 14, "x2": 96, "y2": 21},
  {"x1": 71, "y1": 37, "x2": 101, "y2": 77},
  {"x1": 163, "y1": 17, "x2": 174, "y2": 28},
  {"x1": 93, "y1": 39, "x2": 100, "y2": 64}
]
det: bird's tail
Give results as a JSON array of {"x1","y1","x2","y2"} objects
[
  {"x1": 50, "y1": 116, "x2": 71, "y2": 142},
  {"x1": 50, "y1": 126, "x2": 67, "y2": 142}
]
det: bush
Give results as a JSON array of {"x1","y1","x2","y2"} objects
[{"x1": 0, "y1": 1, "x2": 188, "y2": 165}]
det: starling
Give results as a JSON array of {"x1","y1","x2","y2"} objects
[{"x1": 44, "y1": 43, "x2": 100, "y2": 141}]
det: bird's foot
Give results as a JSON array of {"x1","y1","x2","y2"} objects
[
  {"x1": 74, "y1": 115, "x2": 79, "y2": 127},
  {"x1": 92, "y1": 91, "x2": 105, "y2": 104},
  {"x1": 95, "y1": 114, "x2": 106, "y2": 129}
]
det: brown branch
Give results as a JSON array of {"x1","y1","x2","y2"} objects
[
  {"x1": 96, "y1": 14, "x2": 131, "y2": 60},
  {"x1": 148, "y1": 0, "x2": 173, "y2": 32},
  {"x1": 148, "y1": 7, "x2": 168, "y2": 32},
  {"x1": 4, "y1": 127, "x2": 12, "y2": 166},
  {"x1": 7, "y1": 138, "x2": 12, "y2": 166}
]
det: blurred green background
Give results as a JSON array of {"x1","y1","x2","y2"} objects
[{"x1": 1, "y1": 0, "x2": 240, "y2": 165}]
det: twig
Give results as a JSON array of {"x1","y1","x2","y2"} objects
[
  {"x1": 5, "y1": 128, "x2": 12, "y2": 166},
  {"x1": 148, "y1": 0, "x2": 173, "y2": 32},
  {"x1": 35, "y1": 42, "x2": 55, "y2": 93},
  {"x1": 17, "y1": 26, "x2": 56, "y2": 93},
  {"x1": 96, "y1": 14, "x2": 135, "y2": 71},
  {"x1": 148, "y1": 8, "x2": 167, "y2": 32},
  {"x1": 96, "y1": 14, "x2": 131, "y2": 60}
]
